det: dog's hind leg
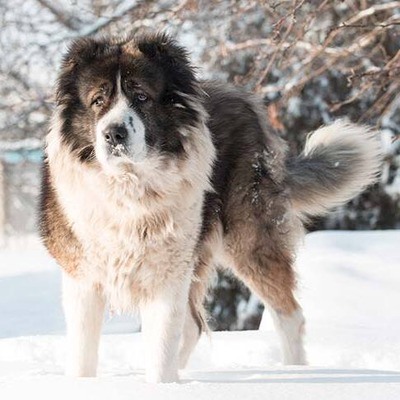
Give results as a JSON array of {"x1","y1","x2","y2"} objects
[
  {"x1": 224, "y1": 226, "x2": 306, "y2": 365},
  {"x1": 230, "y1": 256, "x2": 306, "y2": 365},
  {"x1": 178, "y1": 303, "x2": 203, "y2": 369},
  {"x1": 179, "y1": 280, "x2": 209, "y2": 369},
  {"x1": 179, "y1": 248, "x2": 214, "y2": 369},
  {"x1": 267, "y1": 303, "x2": 306, "y2": 365},
  {"x1": 62, "y1": 272, "x2": 105, "y2": 377}
]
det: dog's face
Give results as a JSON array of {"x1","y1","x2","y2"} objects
[{"x1": 56, "y1": 34, "x2": 202, "y2": 175}]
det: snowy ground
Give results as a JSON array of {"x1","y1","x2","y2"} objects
[{"x1": 0, "y1": 231, "x2": 400, "y2": 399}]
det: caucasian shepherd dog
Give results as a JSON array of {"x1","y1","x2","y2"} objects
[{"x1": 40, "y1": 33, "x2": 382, "y2": 382}]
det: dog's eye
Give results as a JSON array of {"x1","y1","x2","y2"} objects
[
  {"x1": 92, "y1": 96, "x2": 105, "y2": 107},
  {"x1": 136, "y1": 93, "x2": 148, "y2": 102}
]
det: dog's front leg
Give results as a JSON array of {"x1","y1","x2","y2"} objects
[
  {"x1": 62, "y1": 272, "x2": 105, "y2": 377},
  {"x1": 140, "y1": 274, "x2": 191, "y2": 383}
]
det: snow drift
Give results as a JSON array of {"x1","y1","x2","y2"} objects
[{"x1": 0, "y1": 230, "x2": 400, "y2": 399}]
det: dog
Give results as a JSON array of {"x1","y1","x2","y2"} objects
[{"x1": 40, "y1": 33, "x2": 382, "y2": 383}]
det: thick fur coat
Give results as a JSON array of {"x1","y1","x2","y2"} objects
[{"x1": 40, "y1": 33, "x2": 382, "y2": 383}]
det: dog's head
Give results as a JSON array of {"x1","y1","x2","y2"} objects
[{"x1": 54, "y1": 33, "x2": 205, "y2": 175}]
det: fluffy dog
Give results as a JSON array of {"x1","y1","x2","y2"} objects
[{"x1": 40, "y1": 33, "x2": 382, "y2": 383}]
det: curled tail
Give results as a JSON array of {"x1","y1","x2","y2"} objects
[{"x1": 286, "y1": 120, "x2": 383, "y2": 217}]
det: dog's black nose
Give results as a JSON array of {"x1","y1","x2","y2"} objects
[{"x1": 104, "y1": 124, "x2": 128, "y2": 146}]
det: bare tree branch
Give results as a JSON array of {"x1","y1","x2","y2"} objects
[
  {"x1": 35, "y1": 0, "x2": 80, "y2": 31},
  {"x1": 50, "y1": 1, "x2": 154, "y2": 42}
]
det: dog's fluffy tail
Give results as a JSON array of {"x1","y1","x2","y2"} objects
[{"x1": 286, "y1": 120, "x2": 383, "y2": 217}]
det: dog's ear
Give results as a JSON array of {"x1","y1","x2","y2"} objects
[
  {"x1": 137, "y1": 33, "x2": 188, "y2": 66},
  {"x1": 137, "y1": 33, "x2": 198, "y2": 96},
  {"x1": 62, "y1": 38, "x2": 109, "y2": 71},
  {"x1": 56, "y1": 38, "x2": 105, "y2": 105}
]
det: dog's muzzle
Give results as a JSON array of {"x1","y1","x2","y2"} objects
[
  {"x1": 103, "y1": 124, "x2": 129, "y2": 155},
  {"x1": 104, "y1": 123, "x2": 128, "y2": 146},
  {"x1": 95, "y1": 100, "x2": 146, "y2": 167}
]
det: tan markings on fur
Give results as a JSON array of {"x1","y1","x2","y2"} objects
[
  {"x1": 224, "y1": 226, "x2": 300, "y2": 315},
  {"x1": 222, "y1": 210, "x2": 302, "y2": 315},
  {"x1": 43, "y1": 225, "x2": 81, "y2": 277},
  {"x1": 41, "y1": 167, "x2": 82, "y2": 277},
  {"x1": 122, "y1": 42, "x2": 142, "y2": 58}
]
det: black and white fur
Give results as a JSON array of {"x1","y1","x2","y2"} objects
[{"x1": 40, "y1": 33, "x2": 382, "y2": 383}]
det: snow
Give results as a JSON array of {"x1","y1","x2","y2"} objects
[
  {"x1": 1, "y1": 230, "x2": 400, "y2": 399},
  {"x1": 0, "y1": 138, "x2": 42, "y2": 151}
]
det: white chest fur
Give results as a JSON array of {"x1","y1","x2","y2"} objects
[
  {"x1": 48, "y1": 156, "x2": 203, "y2": 311},
  {"x1": 45, "y1": 115, "x2": 215, "y2": 311}
]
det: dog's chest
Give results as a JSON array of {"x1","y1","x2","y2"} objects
[
  {"x1": 74, "y1": 192, "x2": 177, "y2": 265},
  {"x1": 59, "y1": 179, "x2": 200, "y2": 310}
]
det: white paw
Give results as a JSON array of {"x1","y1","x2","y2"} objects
[{"x1": 145, "y1": 370, "x2": 179, "y2": 384}]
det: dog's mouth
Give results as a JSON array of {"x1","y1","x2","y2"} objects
[
  {"x1": 108, "y1": 143, "x2": 129, "y2": 158},
  {"x1": 100, "y1": 141, "x2": 146, "y2": 169}
]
